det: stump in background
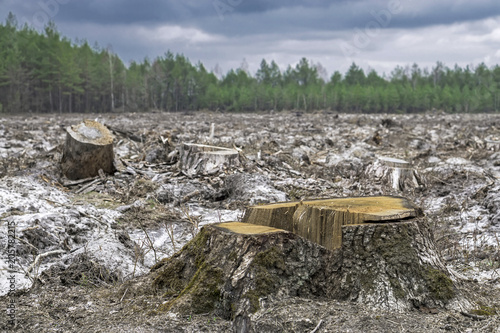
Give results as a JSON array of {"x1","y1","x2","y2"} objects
[
  {"x1": 178, "y1": 143, "x2": 240, "y2": 177},
  {"x1": 485, "y1": 136, "x2": 500, "y2": 151},
  {"x1": 242, "y1": 196, "x2": 421, "y2": 250},
  {"x1": 61, "y1": 120, "x2": 115, "y2": 180},
  {"x1": 365, "y1": 156, "x2": 425, "y2": 192}
]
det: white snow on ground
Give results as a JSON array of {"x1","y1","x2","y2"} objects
[
  {"x1": 0, "y1": 175, "x2": 244, "y2": 296},
  {"x1": 0, "y1": 176, "x2": 142, "y2": 296},
  {"x1": 128, "y1": 205, "x2": 243, "y2": 268}
]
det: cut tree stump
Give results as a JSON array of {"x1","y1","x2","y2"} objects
[
  {"x1": 485, "y1": 136, "x2": 500, "y2": 151},
  {"x1": 61, "y1": 120, "x2": 115, "y2": 180},
  {"x1": 178, "y1": 143, "x2": 240, "y2": 177},
  {"x1": 365, "y1": 156, "x2": 425, "y2": 192},
  {"x1": 242, "y1": 196, "x2": 421, "y2": 250},
  {"x1": 150, "y1": 222, "x2": 335, "y2": 323},
  {"x1": 149, "y1": 215, "x2": 471, "y2": 325},
  {"x1": 334, "y1": 219, "x2": 471, "y2": 311}
]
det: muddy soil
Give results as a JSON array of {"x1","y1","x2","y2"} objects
[{"x1": 1, "y1": 111, "x2": 500, "y2": 332}]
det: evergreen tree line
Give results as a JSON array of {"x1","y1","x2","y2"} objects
[{"x1": 1, "y1": 15, "x2": 500, "y2": 114}]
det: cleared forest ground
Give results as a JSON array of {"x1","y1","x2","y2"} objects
[{"x1": 1, "y1": 111, "x2": 500, "y2": 332}]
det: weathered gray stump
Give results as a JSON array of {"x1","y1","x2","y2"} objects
[
  {"x1": 178, "y1": 143, "x2": 240, "y2": 177},
  {"x1": 61, "y1": 120, "x2": 115, "y2": 180},
  {"x1": 365, "y1": 156, "x2": 425, "y2": 192},
  {"x1": 485, "y1": 136, "x2": 500, "y2": 151}
]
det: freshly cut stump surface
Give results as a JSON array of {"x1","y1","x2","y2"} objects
[
  {"x1": 212, "y1": 221, "x2": 284, "y2": 235},
  {"x1": 61, "y1": 120, "x2": 115, "y2": 180},
  {"x1": 242, "y1": 195, "x2": 421, "y2": 250}
]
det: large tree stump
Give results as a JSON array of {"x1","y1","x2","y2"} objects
[
  {"x1": 178, "y1": 143, "x2": 240, "y2": 177},
  {"x1": 239, "y1": 196, "x2": 470, "y2": 311},
  {"x1": 365, "y1": 156, "x2": 425, "y2": 192},
  {"x1": 61, "y1": 120, "x2": 115, "y2": 180},
  {"x1": 242, "y1": 196, "x2": 421, "y2": 250},
  {"x1": 150, "y1": 222, "x2": 334, "y2": 322},
  {"x1": 334, "y1": 220, "x2": 471, "y2": 311},
  {"x1": 149, "y1": 218, "x2": 471, "y2": 326}
]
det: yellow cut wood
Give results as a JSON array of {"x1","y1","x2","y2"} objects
[
  {"x1": 242, "y1": 196, "x2": 421, "y2": 250},
  {"x1": 212, "y1": 222, "x2": 285, "y2": 235}
]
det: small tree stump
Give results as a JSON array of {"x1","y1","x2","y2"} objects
[
  {"x1": 485, "y1": 136, "x2": 500, "y2": 151},
  {"x1": 178, "y1": 143, "x2": 240, "y2": 177},
  {"x1": 61, "y1": 120, "x2": 115, "y2": 180},
  {"x1": 366, "y1": 156, "x2": 425, "y2": 192}
]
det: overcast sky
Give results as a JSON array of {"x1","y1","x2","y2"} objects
[{"x1": 2, "y1": 0, "x2": 500, "y2": 79}]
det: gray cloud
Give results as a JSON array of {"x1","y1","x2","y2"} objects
[{"x1": 1, "y1": 0, "x2": 500, "y2": 77}]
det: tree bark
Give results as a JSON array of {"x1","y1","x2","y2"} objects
[
  {"x1": 61, "y1": 120, "x2": 115, "y2": 180},
  {"x1": 332, "y1": 220, "x2": 471, "y2": 311}
]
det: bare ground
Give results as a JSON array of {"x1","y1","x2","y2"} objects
[{"x1": 1, "y1": 111, "x2": 500, "y2": 332}]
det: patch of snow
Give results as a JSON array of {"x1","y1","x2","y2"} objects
[{"x1": 0, "y1": 175, "x2": 148, "y2": 296}]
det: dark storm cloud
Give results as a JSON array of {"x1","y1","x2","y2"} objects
[
  {"x1": 3, "y1": 0, "x2": 500, "y2": 35},
  {"x1": 202, "y1": 0, "x2": 500, "y2": 36},
  {"x1": 1, "y1": 0, "x2": 500, "y2": 77}
]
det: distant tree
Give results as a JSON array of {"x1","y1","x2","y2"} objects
[
  {"x1": 344, "y1": 63, "x2": 365, "y2": 85},
  {"x1": 1, "y1": 14, "x2": 499, "y2": 114}
]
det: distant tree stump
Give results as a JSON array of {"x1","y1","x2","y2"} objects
[
  {"x1": 485, "y1": 136, "x2": 500, "y2": 151},
  {"x1": 366, "y1": 156, "x2": 425, "y2": 192},
  {"x1": 178, "y1": 143, "x2": 240, "y2": 177},
  {"x1": 61, "y1": 120, "x2": 115, "y2": 180}
]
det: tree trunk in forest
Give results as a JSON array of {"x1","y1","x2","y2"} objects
[
  {"x1": 49, "y1": 89, "x2": 53, "y2": 112},
  {"x1": 178, "y1": 143, "x2": 240, "y2": 177},
  {"x1": 69, "y1": 93, "x2": 72, "y2": 113},
  {"x1": 107, "y1": 48, "x2": 115, "y2": 112},
  {"x1": 61, "y1": 120, "x2": 115, "y2": 180},
  {"x1": 58, "y1": 85, "x2": 62, "y2": 114}
]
